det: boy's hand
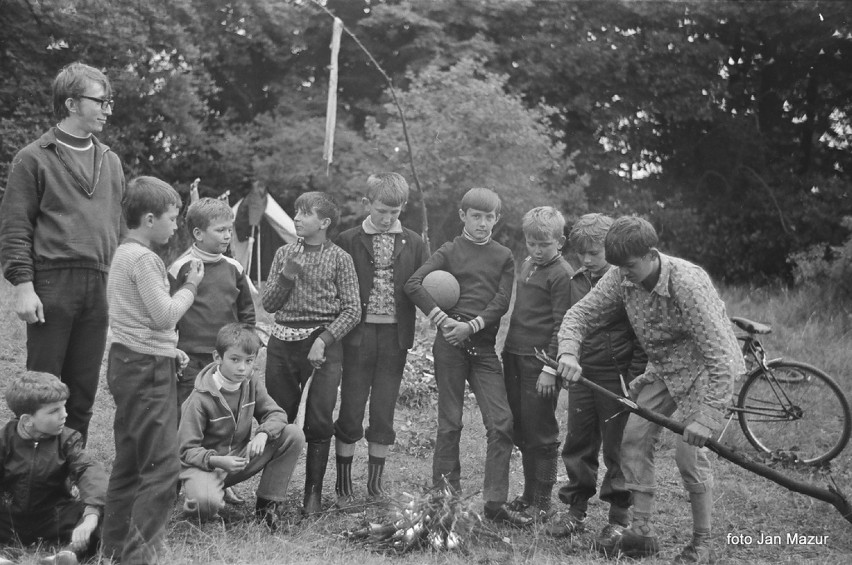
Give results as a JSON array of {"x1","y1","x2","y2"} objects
[
  {"x1": 308, "y1": 339, "x2": 326, "y2": 368},
  {"x1": 14, "y1": 282, "x2": 45, "y2": 324},
  {"x1": 536, "y1": 371, "x2": 558, "y2": 399},
  {"x1": 69, "y1": 513, "x2": 99, "y2": 552},
  {"x1": 176, "y1": 349, "x2": 189, "y2": 372},
  {"x1": 210, "y1": 455, "x2": 248, "y2": 473},
  {"x1": 442, "y1": 319, "x2": 472, "y2": 346},
  {"x1": 628, "y1": 373, "x2": 654, "y2": 400},
  {"x1": 282, "y1": 257, "x2": 304, "y2": 280},
  {"x1": 556, "y1": 353, "x2": 582, "y2": 386},
  {"x1": 248, "y1": 432, "x2": 268, "y2": 459},
  {"x1": 683, "y1": 421, "x2": 712, "y2": 447},
  {"x1": 185, "y1": 259, "x2": 205, "y2": 287}
]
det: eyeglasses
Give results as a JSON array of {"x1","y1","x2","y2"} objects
[{"x1": 79, "y1": 95, "x2": 115, "y2": 111}]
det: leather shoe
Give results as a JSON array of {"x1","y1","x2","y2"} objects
[
  {"x1": 615, "y1": 526, "x2": 660, "y2": 558},
  {"x1": 593, "y1": 523, "x2": 624, "y2": 555},
  {"x1": 544, "y1": 512, "x2": 586, "y2": 537},
  {"x1": 483, "y1": 503, "x2": 533, "y2": 527}
]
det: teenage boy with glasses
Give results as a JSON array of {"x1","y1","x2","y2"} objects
[{"x1": 0, "y1": 62, "x2": 126, "y2": 445}]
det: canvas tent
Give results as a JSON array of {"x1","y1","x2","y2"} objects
[{"x1": 232, "y1": 184, "x2": 297, "y2": 283}]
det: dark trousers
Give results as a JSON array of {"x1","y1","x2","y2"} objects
[
  {"x1": 0, "y1": 499, "x2": 96, "y2": 556},
  {"x1": 432, "y1": 333, "x2": 514, "y2": 502},
  {"x1": 265, "y1": 335, "x2": 342, "y2": 443},
  {"x1": 335, "y1": 323, "x2": 408, "y2": 445},
  {"x1": 558, "y1": 373, "x2": 632, "y2": 524},
  {"x1": 102, "y1": 344, "x2": 179, "y2": 565},
  {"x1": 177, "y1": 352, "x2": 211, "y2": 415},
  {"x1": 27, "y1": 268, "x2": 109, "y2": 442},
  {"x1": 502, "y1": 352, "x2": 560, "y2": 451}
]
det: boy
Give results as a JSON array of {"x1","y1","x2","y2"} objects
[
  {"x1": 547, "y1": 214, "x2": 647, "y2": 547},
  {"x1": 0, "y1": 371, "x2": 108, "y2": 565},
  {"x1": 169, "y1": 197, "x2": 256, "y2": 411},
  {"x1": 261, "y1": 191, "x2": 360, "y2": 515},
  {"x1": 556, "y1": 216, "x2": 744, "y2": 563},
  {"x1": 332, "y1": 173, "x2": 428, "y2": 509},
  {"x1": 501, "y1": 207, "x2": 573, "y2": 522},
  {"x1": 405, "y1": 187, "x2": 528, "y2": 526},
  {"x1": 103, "y1": 176, "x2": 204, "y2": 564},
  {"x1": 179, "y1": 323, "x2": 305, "y2": 530}
]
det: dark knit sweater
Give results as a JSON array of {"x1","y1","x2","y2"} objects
[
  {"x1": 405, "y1": 236, "x2": 514, "y2": 344},
  {"x1": 0, "y1": 127, "x2": 125, "y2": 285},
  {"x1": 503, "y1": 255, "x2": 574, "y2": 357},
  {"x1": 169, "y1": 248, "x2": 256, "y2": 354}
]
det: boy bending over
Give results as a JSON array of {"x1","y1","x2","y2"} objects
[
  {"x1": 405, "y1": 188, "x2": 528, "y2": 526},
  {"x1": 179, "y1": 323, "x2": 305, "y2": 530},
  {"x1": 556, "y1": 216, "x2": 744, "y2": 563},
  {"x1": 0, "y1": 372, "x2": 107, "y2": 565}
]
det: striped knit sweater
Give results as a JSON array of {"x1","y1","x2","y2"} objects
[
  {"x1": 107, "y1": 239, "x2": 196, "y2": 356},
  {"x1": 261, "y1": 240, "x2": 360, "y2": 344}
]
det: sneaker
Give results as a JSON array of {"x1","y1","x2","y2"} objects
[
  {"x1": 614, "y1": 526, "x2": 660, "y2": 558},
  {"x1": 506, "y1": 495, "x2": 530, "y2": 512},
  {"x1": 671, "y1": 541, "x2": 716, "y2": 564},
  {"x1": 38, "y1": 551, "x2": 79, "y2": 565},
  {"x1": 543, "y1": 512, "x2": 586, "y2": 537},
  {"x1": 593, "y1": 523, "x2": 625, "y2": 555},
  {"x1": 483, "y1": 503, "x2": 533, "y2": 527}
]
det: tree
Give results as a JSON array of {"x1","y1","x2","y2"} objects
[{"x1": 366, "y1": 58, "x2": 587, "y2": 250}]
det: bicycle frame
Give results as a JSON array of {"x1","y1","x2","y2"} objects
[{"x1": 729, "y1": 335, "x2": 798, "y2": 422}]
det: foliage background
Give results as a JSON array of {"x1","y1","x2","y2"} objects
[{"x1": 2, "y1": 0, "x2": 851, "y2": 286}]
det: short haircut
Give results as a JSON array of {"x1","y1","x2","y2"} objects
[
  {"x1": 123, "y1": 176, "x2": 182, "y2": 229},
  {"x1": 294, "y1": 191, "x2": 340, "y2": 232},
  {"x1": 5, "y1": 371, "x2": 69, "y2": 417},
  {"x1": 215, "y1": 323, "x2": 263, "y2": 356},
  {"x1": 569, "y1": 213, "x2": 615, "y2": 252},
  {"x1": 460, "y1": 187, "x2": 501, "y2": 215},
  {"x1": 604, "y1": 216, "x2": 659, "y2": 266},
  {"x1": 522, "y1": 206, "x2": 566, "y2": 241},
  {"x1": 365, "y1": 172, "x2": 409, "y2": 206},
  {"x1": 186, "y1": 197, "x2": 234, "y2": 235},
  {"x1": 53, "y1": 62, "x2": 111, "y2": 119}
]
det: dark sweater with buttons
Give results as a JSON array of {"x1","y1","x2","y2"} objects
[{"x1": 503, "y1": 255, "x2": 574, "y2": 357}]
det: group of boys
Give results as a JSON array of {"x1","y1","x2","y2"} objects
[{"x1": 0, "y1": 61, "x2": 744, "y2": 565}]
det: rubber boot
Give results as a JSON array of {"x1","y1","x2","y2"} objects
[{"x1": 303, "y1": 441, "x2": 330, "y2": 516}]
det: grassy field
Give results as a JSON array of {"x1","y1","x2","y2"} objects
[{"x1": 0, "y1": 278, "x2": 851, "y2": 564}]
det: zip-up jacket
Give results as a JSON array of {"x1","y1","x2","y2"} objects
[
  {"x1": 178, "y1": 362, "x2": 288, "y2": 472},
  {"x1": 0, "y1": 128, "x2": 125, "y2": 285},
  {"x1": 569, "y1": 266, "x2": 648, "y2": 379},
  {"x1": 336, "y1": 224, "x2": 428, "y2": 349},
  {"x1": 0, "y1": 420, "x2": 107, "y2": 516}
]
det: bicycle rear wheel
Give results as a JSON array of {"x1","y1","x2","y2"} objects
[{"x1": 737, "y1": 360, "x2": 851, "y2": 464}]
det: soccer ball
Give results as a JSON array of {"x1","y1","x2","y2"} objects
[{"x1": 422, "y1": 270, "x2": 460, "y2": 310}]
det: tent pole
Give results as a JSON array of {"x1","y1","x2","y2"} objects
[{"x1": 256, "y1": 226, "x2": 262, "y2": 285}]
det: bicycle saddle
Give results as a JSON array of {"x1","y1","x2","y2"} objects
[{"x1": 730, "y1": 316, "x2": 772, "y2": 334}]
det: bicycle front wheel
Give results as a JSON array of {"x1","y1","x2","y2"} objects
[{"x1": 737, "y1": 360, "x2": 851, "y2": 464}]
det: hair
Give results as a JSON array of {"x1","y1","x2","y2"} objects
[
  {"x1": 186, "y1": 197, "x2": 234, "y2": 236},
  {"x1": 215, "y1": 323, "x2": 263, "y2": 356},
  {"x1": 5, "y1": 371, "x2": 69, "y2": 417},
  {"x1": 53, "y1": 62, "x2": 111, "y2": 119},
  {"x1": 569, "y1": 213, "x2": 615, "y2": 252},
  {"x1": 604, "y1": 216, "x2": 659, "y2": 266},
  {"x1": 365, "y1": 172, "x2": 409, "y2": 206},
  {"x1": 460, "y1": 187, "x2": 501, "y2": 215},
  {"x1": 522, "y1": 206, "x2": 566, "y2": 241},
  {"x1": 123, "y1": 176, "x2": 182, "y2": 229},
  {"x1": 294, "y1": 191, "x2": 340, "y2": 232}
]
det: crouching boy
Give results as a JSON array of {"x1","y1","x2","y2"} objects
[
  {"x1": 179, "y1": 323, "x2": 305, "y2": 530},
  {"x1": 0, "y1": 371, "x2": 108, "y2": 565}
]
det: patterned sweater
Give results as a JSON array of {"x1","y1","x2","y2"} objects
[
  {"x1": 260, "y1": 240, "x2": 360, "y2": 345},
  {"x1": 107, "y1": 239, "x2": 196, "y2": 356},
  {"x1": 557, "y1": 252, "x2": 745, "y2": 431}
]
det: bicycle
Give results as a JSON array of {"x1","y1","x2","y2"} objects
[{"x1": 725, "y1": 316, "x2": 851, "y2": 464}]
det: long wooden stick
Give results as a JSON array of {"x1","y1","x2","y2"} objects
[{"x1": 534, "y1": 350, "x2": 852, "y2": 524}]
